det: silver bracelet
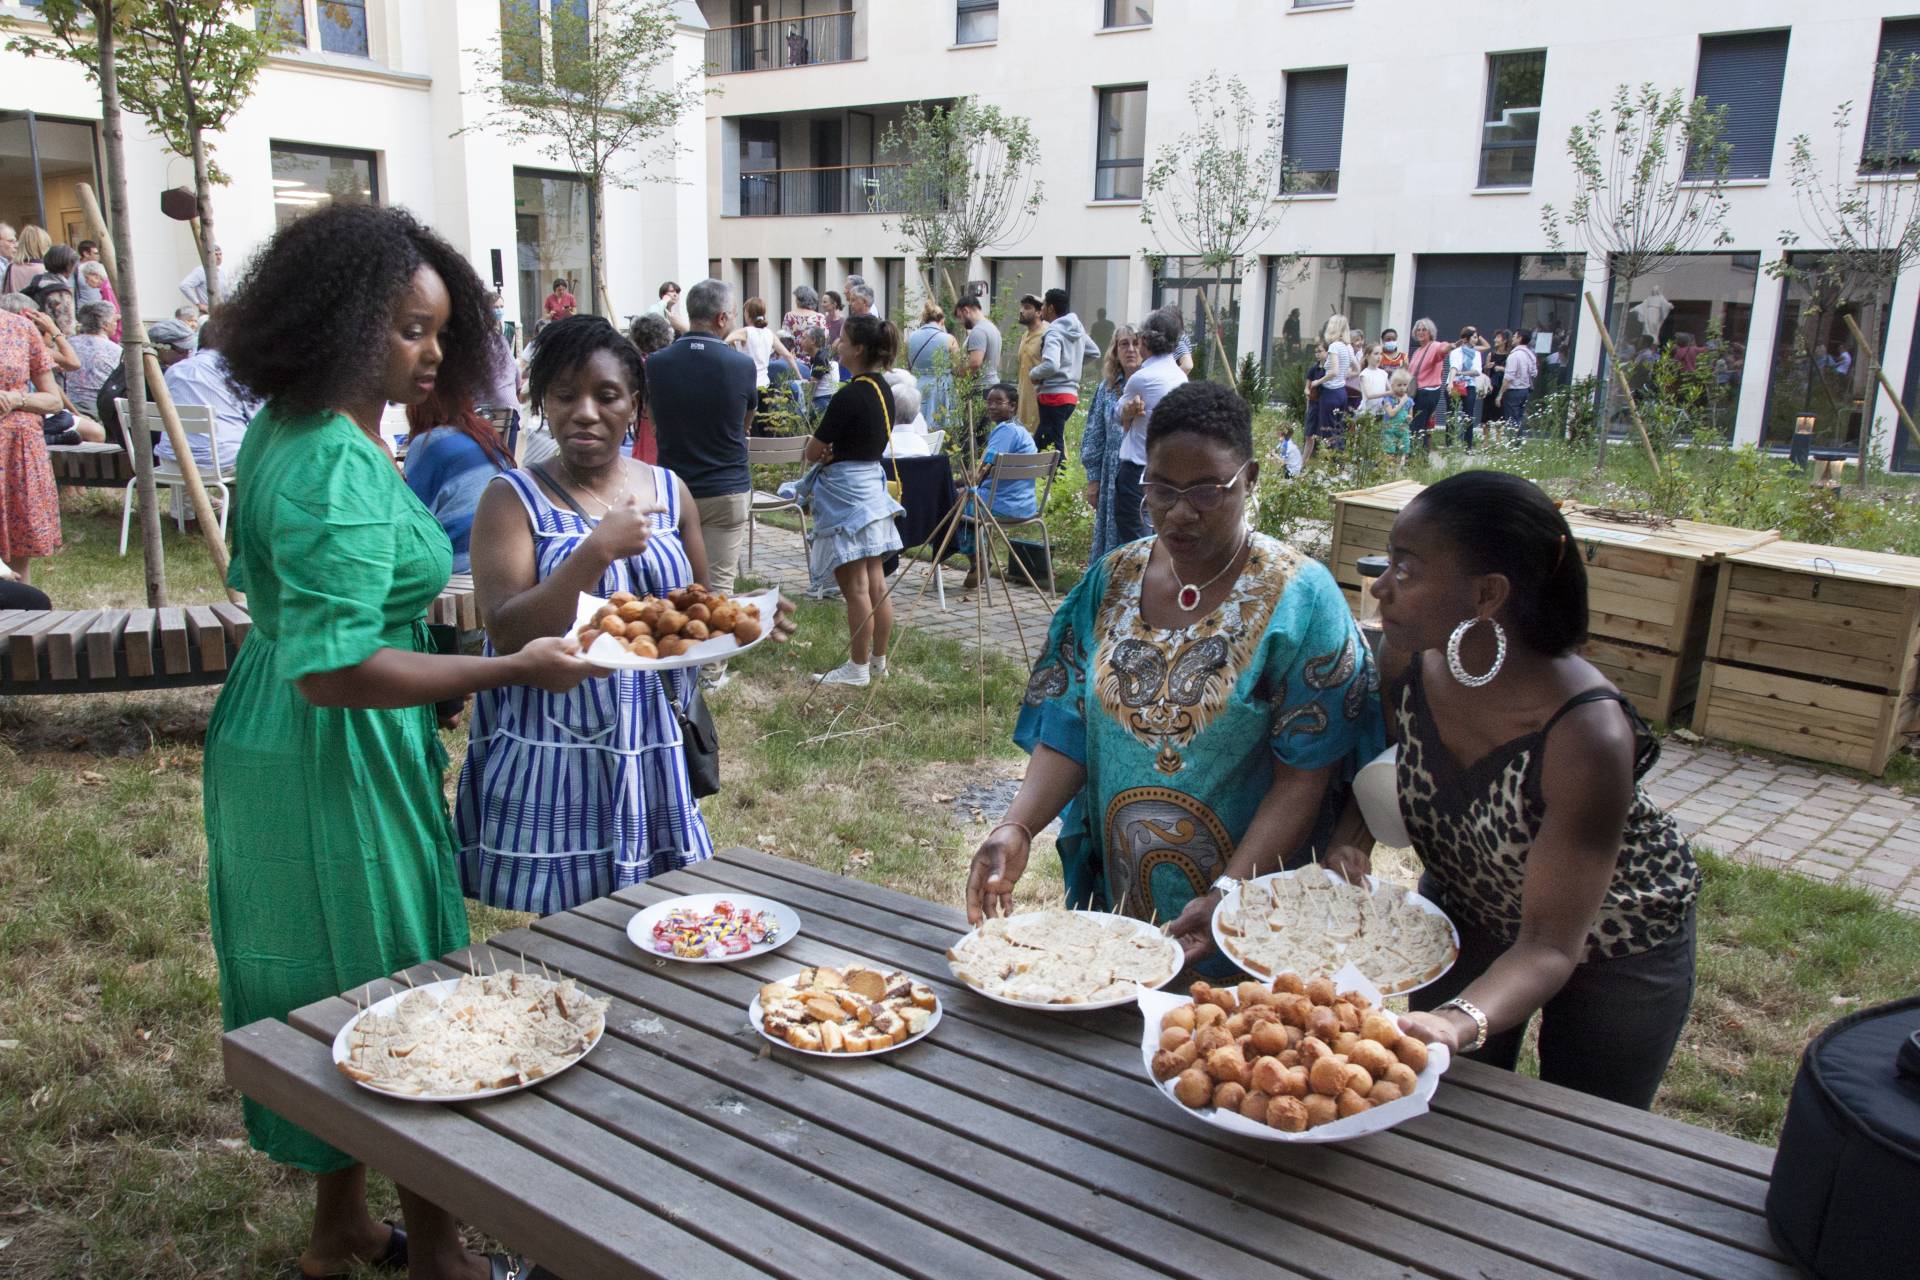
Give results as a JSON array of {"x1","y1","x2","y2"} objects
[{"x1": 1435, "y1": 997, "x2": 1489, "y2": 1053}]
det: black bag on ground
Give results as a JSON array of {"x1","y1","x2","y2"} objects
[{"x1": 1766, "y1": 994, "x2": 1920, "y2": 1278}]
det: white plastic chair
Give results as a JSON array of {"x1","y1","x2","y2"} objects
[
  {"x1": 114, "y1": 398, "x2": 232, "y2": 556},
  {"x1": 958, "y1": 449, "x2": 1063, "y2": 603},
  {"x1": 746, "y1": 434, "x2": 812, "y2": 571}
]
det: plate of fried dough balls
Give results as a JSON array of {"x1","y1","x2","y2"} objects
[
  {"x1": 1137, "y1": 964, "x2": 1449, "y2": 1143},
  {"x1": 570, "y1": 586, "x2": 780, "y2": 672}
]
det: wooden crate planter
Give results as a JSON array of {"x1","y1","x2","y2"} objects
[
  {"x1": 1693, "y1": 542, "x2": 1920, "y2": 774},
  {"x1": 1329, "y1": 481, "x2": 1776, "y2": 725}
]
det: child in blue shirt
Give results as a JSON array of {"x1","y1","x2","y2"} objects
[{"x1": 959, "y1": 381, "x2": 1038, "y2": 588}]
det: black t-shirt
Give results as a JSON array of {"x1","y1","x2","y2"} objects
[
  {"x1": 814, "y1": 373, "x2": 894, "y2": 463},
  {"x1": 646, "y1": 332, "x2": 757, "y2": 498}
]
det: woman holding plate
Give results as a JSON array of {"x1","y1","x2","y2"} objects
[
  {"x1": 459, "y1": 315, "x2": 794, "y2": 913},
  {"x1": 964, "y1": 381, "x2": 1385, "y2": 964},
  {"x1": 1329, "y1": 470, "x2": 1699, "y2": 1109}
]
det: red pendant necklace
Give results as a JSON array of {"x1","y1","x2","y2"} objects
[{"x1": 1170, "y1": 531, "x2": 1249, "y2": 612}]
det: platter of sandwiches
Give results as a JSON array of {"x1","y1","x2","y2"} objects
[
  {"x1": 750, "y1": 963, "x2": 941, "y2": 1056},
  {"x1": 1212, "y1": 868, "x2": 1458, "y2": 996},
  {"x1": 947, "y1": 908, "x2": 1183, "y2": 1010}
]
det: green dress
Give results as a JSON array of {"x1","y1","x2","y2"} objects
[{"x1": 204, "y1": 407, "x2": 469, "y2": 1173}]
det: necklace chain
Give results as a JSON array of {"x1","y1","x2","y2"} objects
[
  {"x1": 1167, "y1": 530, "x2": 1249, "y2": 611},
  {"x1": 562, "y1": 460, "x2": 630, "y2": 515}
]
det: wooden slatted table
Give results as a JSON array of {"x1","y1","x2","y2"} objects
[{"x1": 223, "y1": 847, "x2": 1790, "y2": 1280}]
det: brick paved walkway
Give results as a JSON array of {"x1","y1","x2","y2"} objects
[{"x1": 744, "y1": 522, "x2": 1920, "y2": 915}]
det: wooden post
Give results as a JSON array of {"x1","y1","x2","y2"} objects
[
  {"x1": 1196, "y1": 288, "x2": 1238, "y2": 391},
  {"x1": 1583, "y1": 291, "x2": 1663, "y2": 478},
  {"x1": 1842, "y1": 311, "x2": 1913, "y2": 489},
  {"x1": 79, "y1": 183, "x2": 240, "y2": 604}
]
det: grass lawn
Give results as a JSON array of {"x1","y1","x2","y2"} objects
[{"x1": 5, "y1": 487, "x2": 1920, "y2": 1275}]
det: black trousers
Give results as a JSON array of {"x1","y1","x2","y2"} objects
[
  {"x1": 1112, "y1": 459, "x2": 1149, "y2": 545},
  {"x1": 1035, "y1": 399, "x2": 1074, "y2": 454},
  {"x1": 1412, "y1": 873, "x2": 1697, "y2": 1110}
]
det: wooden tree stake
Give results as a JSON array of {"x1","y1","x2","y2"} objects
[{"x1": 1583, "y1": 291, "x2": 1663, "y2": 477}]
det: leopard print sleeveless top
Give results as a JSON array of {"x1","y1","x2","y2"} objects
[{"x1": 1392, "y1": 661, "x2": 1698, "y2": 961}]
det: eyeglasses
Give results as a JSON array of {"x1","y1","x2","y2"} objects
[{"x1": 1140, "y1": 462, "x2": 1250, "y2": 514}]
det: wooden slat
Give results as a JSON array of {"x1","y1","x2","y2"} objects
[
  {"x1": 122, "y1": 609, "x2": 157, "y2": 677},
  {"x1": 42, "y1": 609, "x2": 99, "y2": 681},
  {"x1": 83, "y1": 609, "x2": 128, "y2": 680},
  {"x1": 157, "y1": 607, "x2": 191, "y2": 675},
  {"x1": 185, "y1": 606, "x2": 227, "y2": 673},
  {"x1": 210, "y1": 602, "x2": 251, "y2": 649},
  {"x1": 5, "y1": 610, "x2": 65, "y2": 683}
]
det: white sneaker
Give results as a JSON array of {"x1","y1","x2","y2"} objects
[
  {"x1": 871, "y1": 655, "x2": 889, "y2": 680},
  {"x1": 811, "y1": 660, "x2": 870, "y2": 687}
]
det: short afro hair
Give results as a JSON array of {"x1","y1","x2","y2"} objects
[
  {"x1": 220, "y1": 203, "x2": 494, "y2": 419},
  {"x1": 1146, "y1": 380, "x2": 1253, "y2": 462},
  {"x1": 528, "y1": 315, "x2": 646, "y2": 419}
]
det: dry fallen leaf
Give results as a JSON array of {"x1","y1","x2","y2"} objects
[
  {"x1": 78, "y1": 770, "x2": 106, "y2": 787},
  {"x1": 61, "y1": 1012, "x2": 85, "y2": 1024}
]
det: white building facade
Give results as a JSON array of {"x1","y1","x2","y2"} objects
[
  {"x1": 700, "y1": 0, "x2": 1920, "y2": 468},
  {"x1": 0, "y1": 0, "x2": 710, "y2": 342}
]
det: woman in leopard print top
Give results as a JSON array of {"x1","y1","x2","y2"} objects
[{"x1": 1324, "y1": 471, "x2": 1699, "y2": 1109}]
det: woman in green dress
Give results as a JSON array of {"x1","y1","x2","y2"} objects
[
  {"x1": 207, "y1": 204, "x2": 597, "y2": 1280},
  {"x1": 965, "y1": 381, "x2": 1385, "y2": 964}
]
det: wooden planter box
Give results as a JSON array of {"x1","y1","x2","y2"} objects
[
  {"x1": 1692, "y1": 542, "x2": 1920, "y2": 774},
  {"x1": 1328, "y1": 481, "x2": 1776, "y2": 725}
]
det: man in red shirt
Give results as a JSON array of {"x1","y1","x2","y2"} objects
[{"x1": 543, "y1": 278, "x2": 577, "y2": 321}]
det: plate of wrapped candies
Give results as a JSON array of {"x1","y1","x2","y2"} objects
[
  {"x1": 572, "y1": 585, "x2": 778, "y2": 672},
  {"x1": 626, "y1": 893, "x2": 799, "y2": 964}
]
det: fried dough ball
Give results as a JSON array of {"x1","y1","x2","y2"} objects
[
  {"x1": 1395, "y1": 1036, "x2": 1431, "y2": 1073},
  {"x1": 1332, "y1": 1031, "x2": 1360, "y2": 1056},
  {"x1": 1250, "y1": 1021, "x2": 1290, "y2": 1057},
  {"x1": 1368, "y1": 1080, "x2": 1404, "y2": 1106},
  {"x1": 1309, "y1": 1055, "x2": 1349, "y2": 1097},
  {"x1": 1384, "y1": 1062, "x2": 1419, "y2": 1095},
  {"x1": 667, "y1": 588, "x2": 692, "y2": 609},
  {"x1": 1348, "y1": 1039, "x2": 1398, "y2": 1079},
  {"x1": 708, "y1": 603, "x2": 738, "y2": 633},
  {"x1": 1238, "y1": 1090, "x2": 1272, "y2": 1122},
  {"x1": 576, "y1": 627, "x2": 602, "y2": 649},
  {"x1": 639, "y1": 601, "x2": 665, "y2": 628},
  {"x1": 1303, "y1": 1094, "x2": 1339, "y2": 1127},
  {"x1": 617, "y1": 601, "x2": 646, "y2": 622},
  {"x1": 685, "y1": 602, "x2": 711, "y2": 624},
  {"x1": 1361, "y1": 1013, "x2": 1401, "y2": 1044},
  {"x1": 656, "y1": 636, "x2": 688, "y2": 658},
  {"x1": 1163, "y1": 1004, "x2": 1197, "y2": 1033},
  {"x1": 683, "y1": 619, "x2": 711, "y2": 642},
  {"x1": 1245, "y1": 1004, "x2": 1282, "y2": 1030},
  {"x1": 1298, "y1": 1035, "x2": 1333, "y2": 1065},
  {"x1": 1212, "y1": 1081, "x2": 1247, "y2": 1113},
  {"x1": 1337, "y1": 1088, "x2": 1373, "y2": 1119},
  {"x1": 1281, "y1": 1066, "x2": 1311, "y2": 1098},
  {"x1": 656, "y1": 609, "x2": 688, "y2": 636},
  {"x1": 1249, "y1": 1056, "x2": 1288, "y2": 1097},
  {"x1": 1277, "y1": 1049, "x2": 1301, "y2": 1070},
  {"x1": 600, "y1": 616, "x2": 629, "y2": 638},
  {"x1": 1151, "y1": 1049, "x2": 1186, "y2": 1081},
  {"x1": 1306, "y1": 1006, "x2": 1340, "y2": 1042},
  {"x1": 1272, "y1": 971, "x2": 1305, "y2": 996},
  {"x1": 1204, "y1": 1045, "x2": 1248, "y2": 1084},
  {"x1": 1193, "y1": 1003, "x2": 1227, "y2": 1030},
  {"x1": 732, "y1": 618, "x2": 763, "y2": 645},
  {"x1": 1333, "y1": 1000, "x2": 1361, "y2": 1032},
  {"x1": 1225, "y1": 1011, "x2": 1251, "y2": 1038},
  {"x1": 1173, "y1": 1067, "x2": 1213, "y2": 1108},
  {"x1": 1192, "y1": 1025, "x2": 1233, "y2": 1056},
  {"x1": 1340, "y1": 1064, "x2": 1373, "y2": 1096},
  {"x1": 1159, "y1": 1026, "x2": 1191, "y2": 1052},
  {"x1": 1236, "y1": 982, "x2": 1271, "y2": 1008},
  {"x1": 608, "y1": 591, "x2": 638, "y2": 606},
  {"x1": 1340, "y1": 990, "x2": 1373, "y2": 1013},
  {"x1": 625, "y1": 620, "x2": 653, "y2": 639},
  {"x1": 1305, "y1": 976, "x2": 1337, "y2": 1006},
  {"x1": 592, "y1": 604, "x2": 618, "y2": 625},
  {"x1": 627, "y1": 637, "x2": 659, "y2": 660},
  {"x1": 1189, "y1": 981, "x2": 1237, "y2": 1012},
  {"x1": 1266, "y1": 1095, "x2": 1310, "y2": 1132}
]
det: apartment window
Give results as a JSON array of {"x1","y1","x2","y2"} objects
[
  {"x1": 552, "y1": 0, "x2": 590, "y2": 78},
  {"x1": 317, "y1": 0, "x2": 369, "y2": 56},
  {"x1": 1282, "y1": 68, "x2": 1347, "y2": 194},
  {"x1": 500, "y1": 0, "x2": 542, "y2": 83},
  {"x1": 270, "y1": 142, "x2": 377, "y2": 229},
  {"x1": 1066, "y1": 258, "x2": 1128, "y2": 354},
  {"x1": 1103, "y1": 0, "x2": 1152, "y2": 27},
  {"x1": 736, "y1": 258, "x2": 761, "y2": 303},
  {"x1": 1691, "y1": 30, "x2": 1789, "y2": 180},
  {"x1": 1479, "y1": 51, "x2": 1544, "y2": 188},
  {"x1": 1095, "y1": 85, "x2": 1147, "y2": 200},
  {"x1": 256, "y1": 0, "x2": 306, "y2": 42},
  {"x1": 956, "y1": 0, "x2": 997, "y2": 45},
  {"x1": 515, "y1": 168, "x2": 594, "y2": 319},
  {"x1": 1863, "y1": 18, "x2": 1920, "y2": 173}
]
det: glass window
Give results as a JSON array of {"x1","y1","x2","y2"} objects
[
  {"x1": 256, "y1": 0, "x2": 306, "y2": 43},
  {"x1": 956, "y1": 0, "x2": 996, "y2": 45},
  {"x1": 1764, "y1": 252, "x2": 1895, "y2": 451},
  {"x1": 738, "y1": 119, "x2": 781, "y2": 216},
  {"x1": 317, "y1": 0, "x2": 369, "y2": 56},
  {"x1": 736, "y1": 258, "x2": 760, "y2": 304},
  {"x1": 989, "y1": 257, "x2": 1041, "y2": 339},
  {"x1": 0, "y1": 113, "x2": 102, "y2": 245},
  {"x1": 552, "y1": 0, "x2": 590, "y2": 80},
  {"x1": 1262, "y1": 256, "x2": 1393, "y2": 407},
  {"x1": 1691, "y1": 31, "x2": 1789, "y2": 180},
  {"x1": 1282, "y1": 68, "x2": 1347, "y2": 194},
  {"x1": 1066, "y1": 258, "x2": 1129, "y2": 358},
  {"x1": 514, "y1": 168, "x2": 594, "y2": 322},
  {"x1": 1480, "y1": 51, "x2": 1544, "y2": 188},
  {"x1": 1863, "y1": 18, "x2": 1920, "y2": 174},
  {"x1": 1103, "y1": 0, "x2": 1152, "y2": 27},
  {"x1": 1095, "y1": 85, "x2": 1147, "y2": 201},
  {"x1": 500, "y1": 0, "x2": 542, "y2": 84},
  {"x1": 1605, "y1": 253, "x2": 1758, "y2": 436},
  {"x1": 1153, "y1": 256, "x2": 1241, "y2": 383},
  {"x1": 270, "y1": 142, "x2": 378, "y2": 229}
]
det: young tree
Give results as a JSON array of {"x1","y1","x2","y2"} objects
[
  {"x1": 1543, "y1": 83, "x2": 1732, "y2": 464},
  {"x1": 1139, "y1": 73, "x2": 1291, "y2": 386},
  {"x1": 1772, "y1": 51, "x2": 1920, "y2": 484},
  {"x1": 5, "y1": 0, "x2": 166, "y2": 603},
  {"x1": 467, "y1": 0, "x2": 704, "y2": 317}
]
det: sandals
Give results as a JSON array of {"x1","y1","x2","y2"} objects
[{"x1": 292, "y1": 1220, "x2": 407, "y2": 1280}]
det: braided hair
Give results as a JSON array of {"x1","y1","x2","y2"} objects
[
  {"x1": 527, "y1": 314, "x2": 647, "y2": 420},
  {"x1": 1410, "y1": 470, "x2": 1588, "y2": 655}
]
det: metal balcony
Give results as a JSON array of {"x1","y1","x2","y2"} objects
[
  {"x1": 706, "y1": 11, "x2": 855, "y2": 75},
  {"x1": 736, "y1": 163, "x2": 911, "y2": 216}
]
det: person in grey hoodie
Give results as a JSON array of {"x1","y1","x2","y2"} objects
[{"x1": 1026, "y1": 287, "x2": 1100, "y2": 453}]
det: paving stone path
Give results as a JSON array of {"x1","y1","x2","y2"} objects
[{"x1": 744, "y1": 523, "x2": 1920, "y2": 915}]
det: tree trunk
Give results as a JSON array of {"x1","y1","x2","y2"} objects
[
  {"x1": 589, "y1": 173, "x2": 610, "y2": 321},
  {"x1": 1596, "y1": 275, "x2": 1634, "y2": 469},
  {"x1": 191, "y1": 123, "x2": 219, "y2": 308},
  {"x1": 99, "y1": 5, "x2": 168, "y2": 606}
]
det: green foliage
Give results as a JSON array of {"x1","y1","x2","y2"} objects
[
  {"x1": 1140, "y1": 73, "x2": 1289, "y2": 274},
  {"x1": 881, "y1": 98, "x2": 1044, "y2": 301}
]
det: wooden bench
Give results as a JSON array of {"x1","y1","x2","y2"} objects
[
  {"x1": 0, "y1": 575, "x2": 478, "y2": 695},
  {"x1": 47, "y1": 441, "x2": 135, "y2": 488}
]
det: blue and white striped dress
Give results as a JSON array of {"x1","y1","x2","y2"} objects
[{"x1": 454, "y1": 465, "x2": 715, "y2": 914}]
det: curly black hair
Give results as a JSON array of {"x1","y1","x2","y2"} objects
[
  {"x1": 1147, "y1": 380, "x2": 1253, "y2": 462},
  {"x1": 218, "y1": 204, "x2": 494, "y2": 419},
  {"x1": 527, "y1": 315, "x2": 646, "y2": 419}
]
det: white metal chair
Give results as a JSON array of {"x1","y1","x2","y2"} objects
[
  {"x1": 957, "y1": 449, "x2": 1063, "y2": 603},
  {"x1": 113, "y1": 398, "x2": 232, "y2": 556},
  {"x1": 746, "y1": 434, "x2": 813, "y2": 571}
]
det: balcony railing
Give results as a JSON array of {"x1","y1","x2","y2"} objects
[
  {"x1": 738, "y1": 163, "x2": 911, "y2": 217},
  {"x1": 706, "y1": 11, "x2": 854, "y2": 75}
]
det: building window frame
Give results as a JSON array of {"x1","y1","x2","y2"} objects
[
  {"x1": 1862, "y1": 17, "x2": 1920, "y2": 175},
  {"x1": 955, "y1": 0, "x2": 997, "y2": 45},
  {"x1": 1280, "y1": 66, "x2": 1348, "y2": 195},
  {"x1": 1101, "y1": 0, "x2": 1151, "y2": 29},
  {"x1": 1478, "y1": 49, "x2": 1545, "y2": 190},
  {"x1": 1689, "y1": 28, "x2": 1791, "y2": 181},
  {"x1": 256, "y1": 0, "x2": 378, "y2": 61},
  {"x1": 269, "y1": 139, "x2": 380, "y2": 228},
  {"x1": 1094, "y1": 83, "x2": 1148, "y2": 202}
]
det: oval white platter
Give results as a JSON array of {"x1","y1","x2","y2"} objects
[
  {"x1": 748, "y1": 969, "x2": 942, "y2": 1058},
  {"x1": 627, "y1": 892, "x2": 801, "y2": 964},
  {"x1": 947, "y1": 909, "x2": 1184, "y2": 1012},
  {"x1": 576, "y1": 587, "x2": 781, "y2": 672},
  {"x1": 1210, "y1": 867, "x2": 1460, "y2": 997}
]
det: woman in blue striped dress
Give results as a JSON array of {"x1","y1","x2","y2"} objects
[{"x1": 457, "y1": 317, "x2": 765, "y2": 913}]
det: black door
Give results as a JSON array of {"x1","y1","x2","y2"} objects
[{"x1": 811, "y1": 118, "x2": 843, "y2": 215}]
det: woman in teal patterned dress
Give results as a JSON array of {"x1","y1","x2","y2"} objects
[{"x1": 966, "y1": 382, "x2": 1385, "y2": 962}]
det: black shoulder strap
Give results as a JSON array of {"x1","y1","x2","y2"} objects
[
  {"x1": 529, "y1": 461, "x2": 595, "y2": 523},
  {"x1": 1541, "y1": 687, "x2": 1629, "y2": 737}
]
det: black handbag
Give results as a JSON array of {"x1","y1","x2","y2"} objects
[{"x1": 530, "y1": 461, "x2": 720, "y2": 798}]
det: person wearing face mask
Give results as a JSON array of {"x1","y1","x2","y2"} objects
[
  {"x1": 1379, "y1": 328, "x2": 1405, "y2": 373},
  {"x1": 479, "y1": 292, "x2": 522, "y2": 431},
  {"x1": 966, "y1": 382, "x2": 1384, "y2": 965},
  {"x1": 1326, "y1": 471, "x2": 1698, "y2": 1109},
  {"x1": 205, "y1": 203, "x2": 607, "y2": 1280}
]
